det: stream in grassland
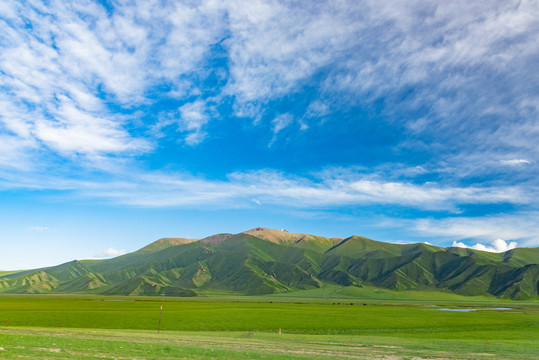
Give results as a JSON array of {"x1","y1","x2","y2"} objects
[{"x1": 428, "y1": 307, "x2": 512, "y2": 312}]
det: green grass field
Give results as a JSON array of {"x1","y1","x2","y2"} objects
[{"x1": 0, "y1": 294, "x2": 538, "y2": 359}]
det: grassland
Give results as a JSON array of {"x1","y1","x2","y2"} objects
[
  {"x1": 0, "y1": 294, "x2": 538, "y2": 359},
  {"x1": 3, "y1": 326, "x2": 536, "y2": 360}
]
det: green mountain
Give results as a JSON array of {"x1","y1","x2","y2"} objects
[{"x1": 1, "y1": 228, "x2": 538, "y2": 299}]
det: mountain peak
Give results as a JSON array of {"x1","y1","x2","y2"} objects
[
  {"x1": 241, "y1": 228, "x2": 342, "y2": 252},
  {"x1": 242, "y1": 227, "x2": 299, "y2": 243},
  {"x1": 244, "y1": 227, "x2": 270, "y2": 232},
  {"x1": 200, "y1": 233, "x2": 234, "y2": 246},
  {"x1": 135, "y1": 237, "x2": 198, "y2": 254}
]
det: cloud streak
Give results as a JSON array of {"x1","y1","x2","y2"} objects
[
  {"x1": 27, "y1": 226, "x2": 49, "y2": 233},
  {"x1": 1, "y1": 166, "x2": 527, "y2": 212},
  {"x1": 95, "y1": 248, "x2": 127, "y2": 258},
  {"x1": 500, "y1": 159, "x2": 531, "y2": 166},
  {"x1": 414, "y1": 212, "x2": 539, "y2": 247}
]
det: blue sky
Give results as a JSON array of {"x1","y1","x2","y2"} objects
[{"x1": 1, "y1": 0, "x2": 538, "y2": 270}]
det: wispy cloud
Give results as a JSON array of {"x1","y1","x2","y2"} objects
[
  {"x1": 225, "y1": 1, "x2": 342, "y2": 106},
  {"x1": 223, "y1": 1, "x2": 538, "y2": 129},
  {"x1": 272, "y1": 113, "x2": 293, "y2": 134},
  {"x1": 179, "y1": 100, "x2": 210, "y2": 145},
  {"x1": 500, "y1": 159, "x2": 531, "y2": 166},
  {"x1": 0, "y1": 0, "x2": 153, "y2": 167},
  {"x1": 0, "y1": 0, "x2": 225, "y2": 167},
  {"x1": 2, "y1": 0, "x2": 537, "y2": 163},
  {"x1": 3, "y1": 166, "x2": 526, "y2": 212},
  {"x1": 95, "y1": 248, "x2": 127, "y2": 258},
  {"x1": 414, "y1": 212, "x2": 539, "y2": 246},
  {"x1": 34, "y1": 96, "x2": 150, "y2": 155},
  {"x1": 27, "y1": 226, "x2": 49, "y2": 233},
  {"x1": 269, "y1": 113, "x2": 293, "y2": 145}
]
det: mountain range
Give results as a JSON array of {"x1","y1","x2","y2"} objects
[{"x1": 1, "y1": 228, "x2": 538, "y2": 299}]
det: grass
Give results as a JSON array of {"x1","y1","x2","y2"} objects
[
  {"x1": 268, "y1": 283, "x2": 505, "y2": 301},
  {"x1": 0, "y1": 294, "x2": 538, "y2": 359},
  {"x1": 0, "y1": 270, "x2": 21, "y2": 277},
  {"x1": 2, "y1": 327, "x2": 535, "y2": 360}
]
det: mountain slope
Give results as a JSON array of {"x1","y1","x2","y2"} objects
[{"x1": 1, "y1": 228, "x2": 538, "y2": 299}]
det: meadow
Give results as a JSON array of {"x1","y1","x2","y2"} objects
[{"x1": 0, "y1": 294, "x2": 538, "y2": 359}]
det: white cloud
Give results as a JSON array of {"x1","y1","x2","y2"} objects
[
  {"x1": 415, "y1": 212, "x2": 539, "y2": 247},
  {"x1": 0, "y1": 0, "x2": 224, "y2": 167},
  {"x1": 225, "y1": 0, "x2": 354, "y2": 107},
  {"x1": 2, "y1": 0, "x2": 537, "y2": 165},
  {"x1": 500, "y1": 159, "x2": 531, "y2": 166},
  {"x1": 27, "y1": 226, "x2": 49, "y2": 233},
  {"x1": 156, "y1": 1, "x2": 226, "y2": 80},
  {"x1": 452, "y1": 239, "x2": 518, "y2": 253},
  {"x1": 0, "y1": 0, "x2": 154, "y2": 164},
  {"x1": 179, "y1": 100, "x2": 209, "y2": 145},
  {"x1": 35, "y1": 96, "x2": 150, "y2": 155},
  {"x1": 304, "y1": 100, "x2": 330, "y2": 119},
  {"x1": 272, "y1": 113, "x2": 293, "y2": 134},
  {"x1": 95, "y1": 248, "x2": 127, "y2": 258},
  {"x1": 54, "y1": 168, "x2": 528, "y2": 212},
  {"x1": 220, "y1": 1, "x2": 538, "y2": 123},
  {"x1": 0, "y1": 160, "x2": 531, "y2": 212},
  {"x1": 0, "y1": 134, "x2": 35, "y2": 169},
  {"x1": 342, "y1": 180, "x2": 524, "y2": 207},
  {"x1": 269, "y1": 113, "x2": 293, "y2": 145}
]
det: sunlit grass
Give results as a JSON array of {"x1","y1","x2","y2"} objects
[{"x1": 0, "y1": 295, "x2": 537, "y2": 359}]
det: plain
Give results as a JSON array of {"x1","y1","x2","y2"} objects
[{"x1": 0, "y1": 294, "x2": 538, "y2": 359}]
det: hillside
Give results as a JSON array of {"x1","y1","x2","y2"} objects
[{"x1": 1, "y1": 228, "x2": 538, "y2": 299}]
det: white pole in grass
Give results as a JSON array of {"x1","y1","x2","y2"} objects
[{"x1": 158, "y1": 290, "x2": 166, "y2": 334}]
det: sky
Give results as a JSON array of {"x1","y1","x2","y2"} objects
[{"x1": 1, "y1": 0, "x2": 538, "y2": 270}]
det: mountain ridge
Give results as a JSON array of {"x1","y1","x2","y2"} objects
[{"x1": 1, "y1": 228, "x2": 538, "y2": 299}]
